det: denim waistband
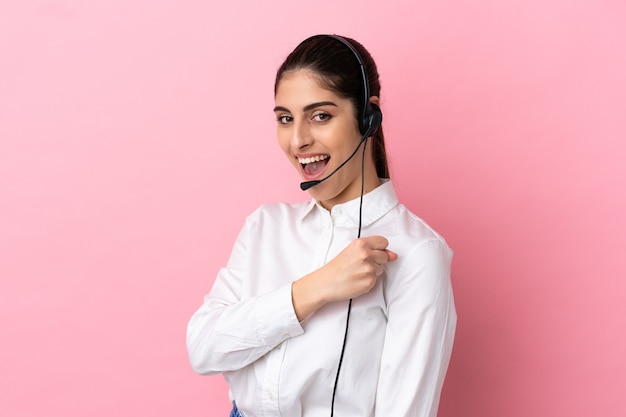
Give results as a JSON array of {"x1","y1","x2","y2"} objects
[{"x1": 229, "y1": 401, "x2": 243, "y2": 417}]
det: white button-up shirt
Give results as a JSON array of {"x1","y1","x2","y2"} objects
[{"x1": 187, "y1": 181, "x2": 456, "y2": 417}]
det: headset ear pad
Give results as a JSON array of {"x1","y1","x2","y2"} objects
[{"x1": 362, "y1": 102, "x2": 383, "y2": 137}]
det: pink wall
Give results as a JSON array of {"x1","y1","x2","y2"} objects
[{"x1": 1, "y1": 1, "x2": 625, "y2": 416}]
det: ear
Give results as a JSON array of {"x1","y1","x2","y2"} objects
[
  {"x1": 369, "y1": 96, "x2": 381, "y2": 107},
  {"x1": 366, "y1": 96, "x2": 383, "y2": 136}
]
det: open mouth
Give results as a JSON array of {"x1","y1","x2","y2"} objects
[{"x1": 298, "y1": 154, "x2": 330, "y2": 176}]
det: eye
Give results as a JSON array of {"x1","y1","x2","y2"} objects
[
  {"x1": 276, "y1": 114, "x2": 293, "y2": 124},
  {"x1": 312, "y1": 112, "x2": 332, "y2": 122}
]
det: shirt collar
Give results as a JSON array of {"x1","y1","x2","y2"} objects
[{"x1": 298, "y1": 179, "x2": 398, "y2": 227}]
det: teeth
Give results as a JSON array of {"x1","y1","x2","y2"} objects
[{"x1": 298, "y1": 155, "x2": 329, "y2": 164}]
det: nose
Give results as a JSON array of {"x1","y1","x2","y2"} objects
[{"x1": 291, "y1": 119, "x2": 313, "y2": 151}]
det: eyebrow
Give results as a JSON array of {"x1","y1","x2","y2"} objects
[{"x1": 273, "y1": 101, "x2": 338, "y2": 113}]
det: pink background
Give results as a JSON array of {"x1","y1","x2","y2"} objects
[{"x1": 1, "y1": 1, "x2": 625, "y2": 416}]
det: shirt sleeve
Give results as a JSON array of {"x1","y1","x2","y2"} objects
[
  {"x1": 186, "y1": 215, "x2": 304, "y2": 375},
  {"x1": 375, "y1": 238, "x2": 457, "y2": 417}
]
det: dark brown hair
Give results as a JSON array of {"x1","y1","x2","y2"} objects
[{"x1": 274, "y1": 35, "x2": 389, "y2": 178}]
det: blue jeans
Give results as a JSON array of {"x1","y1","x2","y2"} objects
[{"x1": 229, "y1": 401, "x2": 243, "y2": 417}]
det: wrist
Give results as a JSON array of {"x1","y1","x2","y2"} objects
[{"x1": 291, "y1": 273, "x2": 327, "y2": 321}]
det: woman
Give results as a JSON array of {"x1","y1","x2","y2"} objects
[{"x1": 187, "y1": 34, "x2": 456, "y2": 417}]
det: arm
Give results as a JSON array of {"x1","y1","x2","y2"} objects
[
  {"x1": 186, "y1": 219, "x2": 304, "y2": 375},
  {"x1": 187, "y1": 218, "x2": 398, "y2": 375},
  {"x1": 375, "y1": 239, "x2": 457, "y2": 417}
]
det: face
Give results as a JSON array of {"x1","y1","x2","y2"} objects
[{"x1": 274, "y1": 69, "x2": 379, "y2": 210}]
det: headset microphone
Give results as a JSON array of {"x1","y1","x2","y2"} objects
[
  {"x1": 299, "y1": 132, "x2": 370, "y2": 191},
  {"x1": 299, "y1": 181, "x2": 320, "y2": 191}
]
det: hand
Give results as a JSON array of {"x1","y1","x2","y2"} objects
[
  {"x1": 292, "y1": 236, "x2": 398, "y2": 320},
  {"x1": 319, "y1": 236, "x2": 398, "y2": 302}
]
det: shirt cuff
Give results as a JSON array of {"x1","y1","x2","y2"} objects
[{"x1": 254, "y1": 283, "x2": 304, "y2": 346}]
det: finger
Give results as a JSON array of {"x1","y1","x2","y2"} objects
[
  {"x1": 372, "y1": 250, "x2": 391, "y2": 265},
  {"x1": 364, "y1": 235, "x2": 389, "y2": 251},
  {"x1": 372, "y1": 248, "x2": 398, "y2": 265},
  {"x1": 375, "y1": 264, "x2": 385, "y2": 277},
  {"x1": 385, "y1": 249, "x2": 398, "y2": 262}
]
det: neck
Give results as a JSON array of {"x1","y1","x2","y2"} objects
[{"x1": 318, "y1": 168, "x2": 381, "y2": 211}]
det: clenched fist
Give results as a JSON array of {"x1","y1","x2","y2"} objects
[{"x1": 292, "y1": 236, "x2": 398, "y2": 321}]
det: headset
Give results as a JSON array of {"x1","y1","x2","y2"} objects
[
  {"x1": 320, "y1": 34, "x2": 382, "y2": 417},
  {"x1": 326, "y1": 35, "x2": 383, "y2": 138},
  {"x1": 299, "y1": 35, "x2": 383, "y2": 192}
]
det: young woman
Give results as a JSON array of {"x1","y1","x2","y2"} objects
[{"x1": 187, "y1": 34, "x2": 457, "y2": 417}]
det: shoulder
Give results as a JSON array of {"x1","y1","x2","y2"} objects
[
  {"x1": 384, "y1": 203, "x2": 451, "y2": 256},
  {"x1": 382, "y1": 205, "x2": 454, "y2": 298},
  {"x1": 244, "y1": 201, "x2": 312, "y2": 229}
]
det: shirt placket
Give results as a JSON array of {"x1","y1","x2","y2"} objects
[{"x1": 261, "y1": 208, "x2": 336, "y2": 417}]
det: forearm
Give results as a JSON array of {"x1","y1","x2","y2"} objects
[
  {"x1": 291, "y1": 271, "x2": 329, "y2": 321},
  {"x1": 186, "y1": 284, "x2": 303, "y2": 375}
]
